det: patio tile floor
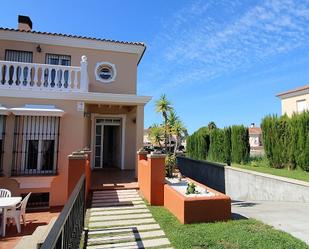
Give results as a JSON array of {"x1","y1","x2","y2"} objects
[{"x1": 0, "y1": 207, "x2": 61, "y2": 249}]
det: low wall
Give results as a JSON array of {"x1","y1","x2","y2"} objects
[
  {"x1": 177, "y1": 156, "x2": 309, "y2": 203},
  {"x1": 177, "y1": 157, "x2": 225, "y2": 193}
]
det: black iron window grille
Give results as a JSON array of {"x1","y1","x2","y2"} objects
[
  {"x1": 0, "y1": 115, "x2": 6, "y2": 175},
  {"x1": 12, "y1": 116, "x2": 60, "y2": 176}
]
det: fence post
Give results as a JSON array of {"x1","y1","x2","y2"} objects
[{"x1": 80, "y1": 55, "x2": 89, "y2": 92}]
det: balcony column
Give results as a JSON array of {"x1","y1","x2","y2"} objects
[{"x1": 80, "y1": 55, "x2": 89, "y2": 92}]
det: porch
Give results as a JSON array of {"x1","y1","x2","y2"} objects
[{"x1": 91, "y1": 168, "x2": 138, "y2": 191}]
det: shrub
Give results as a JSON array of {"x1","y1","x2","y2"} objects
[
  {"x1": 186, "y1": 127, "x2": 210, "y2": 160},
  {"x1": 261, "y1": 112, "x2": 309, "y2": 172},
  {"x1": 231, "y1": 125, "x2": 250, "y2": 164}
]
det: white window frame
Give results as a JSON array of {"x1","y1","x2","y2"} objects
[
  {"x1": 90, "y1": 114, "x2": 126, "y2": 170},
  {"x1": 95, "y1": 61, "x2": 117, "y2": 83},
  {"x1": 296, "y1": 99, "x2": 307, "y2": 113},
  {"x1": 20, "y1": 116, "x2": 59, "y2": 174}
]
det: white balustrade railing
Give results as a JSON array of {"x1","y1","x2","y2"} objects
[{"x1": 0, "y1": 56, "x2": 89, "y2": 92}]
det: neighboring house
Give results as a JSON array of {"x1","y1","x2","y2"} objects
[
  {"x1": 277, "y1": 85, "x2": 309, "y2": 116},
  {"x1": 248, "y1": 123, "x2": 264, "y2": 156},
  {"x1": 0, "y1": 16, "x2": 151, "y2": 207}
]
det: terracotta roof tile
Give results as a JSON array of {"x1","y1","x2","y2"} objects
[
  {"x1": 0, "y1": 27, "x2": 145, "y2": 47},
  {"x1": 276, "y1": 85, "x2": 309, "y2": 97}
]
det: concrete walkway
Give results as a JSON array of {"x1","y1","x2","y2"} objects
[
  {"x1": 85, "y1": 189, "x2": 173, "y2": 248},
  {"x1": 232, "y1": 200, "x2": 309, "y2": 245}
]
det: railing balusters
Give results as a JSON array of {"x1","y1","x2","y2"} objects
[{"x1": 0, "y1": 59, "x2": 86, "y2": 91}]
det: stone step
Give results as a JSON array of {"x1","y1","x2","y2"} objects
[
  {"x1": 87, "y1": 230, "x2": 166, "y2": 245},
  {"x1": 90, "y1": 208, "x2": 150, "y2": 216},
  {"x1": 92, "y1": 197, "x2": 142, "y2": 203},
  {"x1": 92, "y1": 193, "x2": 140, "y2": 198},
  {"x1": 92, "y1": 194, "x2": 140, "y2": 200},
  {"x1": 88, "y1": 224, "x2": 161, "y2": 235},
  {"x1": 89, "y1": 204, "x2": 147, "y2": 211},
  {"x1": 89, "y1": 218, "x2": 156, "y2": 228},
  {"x1": 89, "y1": 213, "x2": 152, "y2": 222},
  {"x1": 91, "y1": 200, "x2": 144, "y2": 208},
  {"x1": 86, "y1": 237, "x2": 171, "y2": 249},
  {"x1": 93, "y1": 190, "x2": 138, "y2": 195}
]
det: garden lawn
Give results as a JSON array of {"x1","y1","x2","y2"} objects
[
  {"x1": 148, "y1": 205, "x2": 309, "y2": 249},
  {"x1": 232, "y1": 163, "x2": 309, "y2": 183}
]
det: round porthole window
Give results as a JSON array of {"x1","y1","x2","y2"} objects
[{"x1": 95, "y1": 62, "x2": 117, "y2": 83}]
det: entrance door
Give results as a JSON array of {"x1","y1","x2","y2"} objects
[{"x1": 94, "y1": 118, "x2": 122, "y2": 169}]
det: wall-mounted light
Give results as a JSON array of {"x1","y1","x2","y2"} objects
[{"x1": 36, "y1": 45, "x2": 42, "y2": 53}]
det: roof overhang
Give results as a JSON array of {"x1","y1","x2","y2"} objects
[
  {"x1": 276, "y1": 86, "x2": 309, "y2": 99},
  {"x1": 10, "y1": 105, "x2": 65, "y2": 116},
  {"x1": 0, "y1": 29, "x2": 146, "y2": 65},
  {"x1": 0, "y1": 89, "x2": 152, "y2": 106}
]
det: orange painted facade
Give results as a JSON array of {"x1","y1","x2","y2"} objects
[
  {"x1": 67, "y1": 150, "x2": 91, "y2": 200},
  {"x1": 164, "y1": 179, "x2": 231, "y2": 224},
  {"x1": 137, "y1": 151, "x2": 165, "y2": 205}
]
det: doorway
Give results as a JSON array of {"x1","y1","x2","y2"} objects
[{"x1": 93, "y1": 117, "x2": 123, "y2": 169}]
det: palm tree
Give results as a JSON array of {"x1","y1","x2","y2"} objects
[
  {"x1": 149, "y1": 124, "x2": 164, "y2": 149},
  {"x1": 167, "y1": 110, "x2": 179, "y2": 152},
  {"x1": 171, "y1": 120, "x2": 186, "y2": 155},
  {"x1": 155, "y1": 94, "x2": 173, "y2": 152}
]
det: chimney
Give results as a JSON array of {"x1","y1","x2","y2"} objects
[
  {"x1": 250, "y1": 123, "x2": 255, "y2": 128},
  {"x1": 18, "y1": 15, "x2": 32, "y2": 31}
]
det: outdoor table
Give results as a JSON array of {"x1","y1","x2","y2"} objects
[{"x1": 0, "y1": 197, "x2": 22, "y2": 237}]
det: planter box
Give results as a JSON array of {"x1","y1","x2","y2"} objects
[{"x1": 164, "y1": 178, "x2": 231, "y2": 224}]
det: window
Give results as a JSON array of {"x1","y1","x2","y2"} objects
[
  {"x1": 45, "y1": 54, "x2": 71, "y2": 88},
  {"x1": 0, "y1": 116, "x2": 6, "y2": 175},
  {"x1": 3, "y1": 50, "x2": 33, "y2": 85},
  {"x1": 45, "y1": 54, "x2": 71, "y2": 66},
  {"x1": 95, "y1": 62, "x2": 117, "y2": 83},
  {"x1": 297, "y1": 100, "x2": 307, "y2": 113},
  {"x1": 5, "y1": 50, "x2": 33, "y2": 63},
  {"x1": 12, "y1": 116, "x2": 60, "y2": 175}
]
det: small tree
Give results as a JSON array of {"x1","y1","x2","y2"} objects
[
  {"x1": 155, "y1": 94, "x2": 173, "y2": 153},
  {"x1": 149, "y1": 124, "x2": 164, "y2": 149}
]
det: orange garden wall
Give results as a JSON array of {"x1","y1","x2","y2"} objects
[
  {"x1": 137, "y1": 150, "x2": 165, "y2": 205},
  {"x1": 67, "y1": 149, "x2": 91, "y2": 200},
  {"x1": 137, "y1": 151, "x2": 231, "y2": 224},
  {"x1": 164, "y1": 179, "x2": 231, "y2": 224}
]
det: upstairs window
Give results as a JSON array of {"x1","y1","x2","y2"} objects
[
  {"x1": 12, "y1": 116, "x2": 60, "y2": 176},
  {"x1": 45, "y1": 54, "x2": 71, "y2": 66},
  {"x1": 297, "y1": 100, "x2": 307, "y2": 113},
  {"x1": 95, "y1": 62, "x2": 117, "y2": 83},
  {"x1": 5, "y1": 49, "x2": 33, "y2": 63},
  {"x1": 45, "y1": 54, "x2": 71, "y2": 88}
]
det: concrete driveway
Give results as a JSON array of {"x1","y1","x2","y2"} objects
[{"x1": 232, "y1": 200, "x2": 309, "y2": 245}]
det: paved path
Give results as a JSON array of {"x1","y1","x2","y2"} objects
[
  {"x1": 85, "y1": 189, "x2": 172, "y2": 249},
  {"x1": 232, "y1": 200, "x2": 309, "y2": 245}
]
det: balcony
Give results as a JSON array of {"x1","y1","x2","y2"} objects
[{"x1": 0, "y1": 56, "x2": 89, "y2": 92}]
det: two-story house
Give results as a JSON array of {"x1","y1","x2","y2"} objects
[
  {"x1": 0, "y1": 16, "x2": 151, "y2": 207},
  {"x1": 277, "y1": 85, "x2": 309, "y2": 116}
]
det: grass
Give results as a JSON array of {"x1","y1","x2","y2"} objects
[
  {"x1": 231, "y1": 157, "x2": 309, "y2": 183},
  {"x1": 148, "y1": 205, "x2": 309, "y2": 249}
]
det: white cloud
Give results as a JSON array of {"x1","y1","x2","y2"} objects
[{"x1": 140, "y1": 0, "x2": 309, "y2": 94}]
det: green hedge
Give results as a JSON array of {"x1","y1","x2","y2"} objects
[
  {"x1": 187, "y1": 125, "x2": 249, "y2": 165},
  {"x1": 261, "y1": 112, "x2": 309, "y2": 171}
]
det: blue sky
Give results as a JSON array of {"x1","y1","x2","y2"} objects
[{"x1": 1, "y1": 0, "x2": 309, "y2": 133}]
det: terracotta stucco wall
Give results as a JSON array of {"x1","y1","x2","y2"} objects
[
  {"x1": 281, "y1": 94, "x2": 309, "y2": 116},
  {"x1": 0, "y1": 40, "x2": 139, "y2": 94},
  {"x1": 0, "y1": 97, "x2": 85, "y2": 206}
]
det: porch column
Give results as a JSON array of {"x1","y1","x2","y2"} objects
[{"x1": 135, "y1": 105, "x2": 145, "y2": 177}]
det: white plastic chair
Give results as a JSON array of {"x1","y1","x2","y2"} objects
[
  {"x1": 6, "y1": 192, "x2": 31, "y2": 232},
  {"x1": 0, "y1": 189, "x2": 11, "y2": 197}
]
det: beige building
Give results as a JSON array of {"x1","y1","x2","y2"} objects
[
  {"x1": 248, "y1": 123, "x2": 263, "y2": 156},
  {"x1": 0, "y1": 16, "x2": 151, "y2": 207},
  {"x1": 277, "y1": 85, "x2": 309, "y2": 116}
]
